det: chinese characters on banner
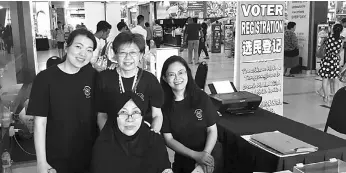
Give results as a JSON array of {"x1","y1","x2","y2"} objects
[
  {"x1": 211, "y1": 24, "x2": 222, "y2": 53},
  {"x1": 234, "y1": 2, "x2": 284, "y2": 115}
]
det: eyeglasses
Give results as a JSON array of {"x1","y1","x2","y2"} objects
[
  {"x1": 118, "y1": 110, "x2": 142, "y2": 120},
  {"x1": 117, "y1": 52, "x2": 140, "y2": 58},
  {"x1": 166, "y1": 70, "x2": 187, "y2": 80}
]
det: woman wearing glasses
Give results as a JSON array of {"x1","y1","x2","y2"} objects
[
  {"x1": 160, "y1": 56, "x2": 219, "y2": 173},
  {"x1": 91, "y1": 92, "x2": 172, "y2": 173},
  {"x1": 96, "y1": 31, "x2": 163, "y2": 133}
]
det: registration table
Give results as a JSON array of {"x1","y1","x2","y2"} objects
[{"x1": 217, "y1": 109, "x2": 346, "y2": 173}]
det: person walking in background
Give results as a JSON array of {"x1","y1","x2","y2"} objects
[
  {"x1": 153, "y1": 20, "x2": 163, "y2": 48},
  {"x1": 318, "y1": 24, "x2": 344, "y2": 102},
  {"x1": 145, "y1": 22, "x2": 153, "y2": 49},
  {"x1": 284, "y1": 22, "x2": 299, "y2": 77},
  {"x1": 91, "y1": 21, "x2": 112, "y2": 72},
  {"x1": 55, "y1": 21, "x2": 65, "y2": 59},
  {"x1": 117, "y1": 22, "x2": 128, "y2": 33},
  {"x1": 131, "y1": 15, "x2": 147, "y2": 41},
  {"x1": 185, "y1": 18, "x2": 202, "y2": 65},
  {"x1": 198, "y1": 23, "x2": 209, "y2": 60},
  {"x1": 3, "y1": 24, "x2": 12, "y2": 54}
]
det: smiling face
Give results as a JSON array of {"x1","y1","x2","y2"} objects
[
  {"x1": 116, "y1": 43, "x2": 143, "y2": 72},
  {"x1": 164, "y1": 61, "x2": 188, "y2": 93},
  {"x1": 117, "y1": 99, "x2": 143, "y2": 136},
  {"x1": 65, "y1": 35, "x2": 94, "y2": 69}
]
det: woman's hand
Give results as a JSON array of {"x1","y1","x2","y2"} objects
[
  {"x1": 37, "y1": 162, "x2": 56, "y2": 173},
  {"x1": 192, "y1": 151, "x2": 214, "y2": 166},
  {"x1": 200, "y1": 164, "x2": 214, "y2": 173}
]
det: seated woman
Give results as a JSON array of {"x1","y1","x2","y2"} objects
[
  {"x1": 160, "y1": 56, "x2": 219, "y2": 173},
  {"x1": 91, "y1": 92, "x2": 172, "y2": 173}
]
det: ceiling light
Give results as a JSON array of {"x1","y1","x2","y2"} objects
[{"x1": 0, "y1": 6, "x2": 3, "y2": 9}]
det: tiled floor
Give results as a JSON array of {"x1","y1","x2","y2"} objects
[{"x1": 1, "y1": 46, "x2": 346, "y2": 172}]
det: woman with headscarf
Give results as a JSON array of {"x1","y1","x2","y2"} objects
[
  {"x1": 96, "y1": 31, "x2": 164, "y2": 133},
  {"x1": 160, "y1": 56, "x2": 219, "y2": 173},
  {"x1": 91, "y1": 92, "x2": 172, "y2": 173}
]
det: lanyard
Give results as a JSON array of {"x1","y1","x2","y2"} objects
[{"x1": 117, "y1": 68, "x2": 139, "y2": 93}]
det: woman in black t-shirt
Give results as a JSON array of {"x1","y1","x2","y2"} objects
[
  {"x1": 160, "y1": 56, "x2": 219, "y2": 173},
  {"x1": 27, "y1": 29, "x2": 97, "y2": 173},
  {"x1": 96, "y1": 31, "x2": 163, "y2": 133}
]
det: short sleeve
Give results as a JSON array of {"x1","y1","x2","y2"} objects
[
  {"x1": 147, "y1": 73, "x2": 164, "y2": 108},
  {"x1": 27, "y1": 72, "x2": 50, "y2": 117},
  {"x1": 95, "y1": 72, "x2": 107, "y2": 113},
  {"x1": 161, "y1": 109, "x2": 171, "y2": 134},
  {"x1": 201, "y1": 92, "x2": 219, "y2": 127}
]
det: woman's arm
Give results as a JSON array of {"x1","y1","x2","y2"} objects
[
  {"x1": 97, "y1": 112, "x2": 108, "y2": 130},
  {"x1": 163, "y1": 133, "x2": 196, "y2": 158},
  {"x1": 151, "y1": 107, "x2": 163, "y2": 132},
  {"x1": 203, "y1": 124, "x2": 218, "y2": 154},
  {"x1": 163, "y1": 133, "x2": 214, "y2": 166}
]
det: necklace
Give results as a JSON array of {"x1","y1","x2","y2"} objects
[{"x1": 117, "y1": 68, "x2": 139, "y2": 93}]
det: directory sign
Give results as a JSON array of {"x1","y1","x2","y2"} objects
[{"x1": 211, "y1": 24, "x2": 222, "y2": 53}]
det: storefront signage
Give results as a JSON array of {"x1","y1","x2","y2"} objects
[
  {"x1": 234, "y1": 2, "x2": 284, "y2": 115},
  {"x1": 187, "y1": 1, "x2": 206, "y2": 18},
  {"x1": 211, "y1": 24, "x2": 222, "y2": 53},
  {"x1": 287, "y1": 1, "x2": 310, "y2": 67}
]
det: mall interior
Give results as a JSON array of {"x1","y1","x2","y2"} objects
[{"x1": 0, "y1": 1, "x2": 346, "y2": 173}]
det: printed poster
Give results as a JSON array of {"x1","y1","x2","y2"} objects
[{"x1": 235, "y1": 1, "x2": 285, "y2": 115}]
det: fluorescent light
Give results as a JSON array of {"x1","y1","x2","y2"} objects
[{"x1": 0, "y1": 6, "x2": 3, "y2": 9}]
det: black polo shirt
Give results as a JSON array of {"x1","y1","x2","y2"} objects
[
  {"x1": 96, "y1": 69, "x2": 164, "y2": 121},
  {"x1": 27, "y1": 65, "x2": 97, "y2": 172},
  {"x1": 162, "y1": 89, "x2": 219, "y2": 170}
]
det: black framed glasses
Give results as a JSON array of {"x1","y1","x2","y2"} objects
[{"x1": 118, "y1": 110, "x2": 142, "y2": 120}]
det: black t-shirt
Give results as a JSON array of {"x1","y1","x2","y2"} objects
[
  {"x1": 96, "y1": 69, "x2": 164, "y2": 121},
  {"x1": 186, "y1": 23, "x2": 201, "y2": 41},
  {"x1": 91, "y1": 122, "x2": 171, "y2": 173},
  {"x1": 162, "y1": 89, "x2": 219, "y2": 169},
  {"x1": 27, "y1": 64, "x2": 98, "y2": 172}
]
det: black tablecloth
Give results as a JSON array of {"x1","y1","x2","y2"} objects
[
  {"x1": 217, "y1": 109, "x2": 346, "y2": 173},
  {"x1": 36, "y1": 38, "x2": 49, "y2": 51}
]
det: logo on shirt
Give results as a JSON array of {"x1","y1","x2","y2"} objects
[
  {"x1": 136, "y1": 92, "x2": 145, "y2": 101},
  {"x1": 83, "y1": 86, "x2": 91, "y2": 98},
  {"x1": 194, "y1": 109, "x2": 203, "y2": 121}
]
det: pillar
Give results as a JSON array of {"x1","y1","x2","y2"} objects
[
  {"x1": 106, "y1": 1, "x2": 121, "y2": 42},
  {"x1": 10, "y1": 1, "x2": 37, "y2": 84}
]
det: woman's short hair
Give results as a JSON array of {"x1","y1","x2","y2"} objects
[
  {"x1": 160, "y1": 56, "x2": 199, "y2": 111},
  {"x1": 333, "y1": 23, "x2": 343, "y2": 39},
  {"x1": 66, "y1": 29, "x2": 97, "y2": 51},
  {"x1": 287, "y1": 22, "x2": 296, "y2": 30},
  {"x1": 112, "y1": 31, "x2": 146, "y2": 54}
]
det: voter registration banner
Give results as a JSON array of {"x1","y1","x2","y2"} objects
[{"x1": 234, "y1": 2, "x2": 284, "y2": 115}]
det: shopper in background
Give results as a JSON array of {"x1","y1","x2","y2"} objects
[
  {"x1": 28, "y1": 29, "x2": 98, "y2": 173},
  {"x1": 3, "y1": 24, "x2": 12, "y2": 54},
  {"x1": 198, "y1": 23, "x2": 209, "y2": 60},
  {"x1": 54, "y1": 21, "x2": 65, "y2": 59},
  {"x1": 96, "y1": 31, "x2": 163, "y2": 134},
  {"x1": 160, "y1": 56, "x2": 219, "y2": 173},
  {"x1": 131, "y1": 15, "x2": 147, "y2": 41},
  {"x1": 153, "y1": 20, "x2": 163, "y2": 48},
  {"x1": 185, "y1": 18, "x2": 202, "y2": 65},
  {"x1": 318, "y1": 24, "x2": 344, "y2": 102},
  {"x1": 284, "y1": 22, "x2": 299, "y2": 77},
  {"x1": 145, "y1": 22, "x2": 153, "y2": 49},
  {"x1": 117, "y1": 21, "x2": 128, "y2": 33},
  {"x1": 92, "y1": 21, "x2": 112, "y2": 72}
]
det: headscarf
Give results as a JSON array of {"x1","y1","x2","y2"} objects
[{"x1": 110, "y1": 91, "x2": 150, "y2": 157}]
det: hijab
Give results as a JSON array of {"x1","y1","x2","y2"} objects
[{"x1": 110, "y1": 91, "x2": 151, "y2": 157}]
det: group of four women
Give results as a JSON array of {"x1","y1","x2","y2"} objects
[{"x1": 27, "y1": 29, "x2": 219, "y2": 173}]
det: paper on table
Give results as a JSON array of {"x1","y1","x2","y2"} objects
[
  {"x1": 212, "y1": 81, "x2": 234, "y2": 94},
  {"x1": 241, "y1": 134, "x2": 310, "y2": 158},
  {"x1": 274, "y1": 171, "x2": 293, "y2": 173}
]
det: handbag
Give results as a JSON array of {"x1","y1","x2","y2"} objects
[
  {"x1": 284, "y1": 48, "x2": 299, "y2": 57},
  {"x1": 339, "y1": 67, "x2": 346, "y2": 83},
  {"x1": 316, "y1": 38, "x2": 327, "y2": 59}
]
